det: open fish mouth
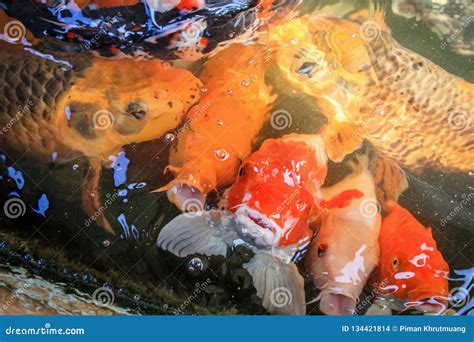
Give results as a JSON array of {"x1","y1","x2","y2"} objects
[
  {"x1": 318, "y1": 286, "x2": 359, "y2": 316},
  {"x1": 234, "y1": 206, "x2": 282, "y2": 247}
]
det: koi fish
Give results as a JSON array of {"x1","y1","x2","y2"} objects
[
  {"x1": 157, "y1": 134, "x2": 328, "y2": 315},
  {"x1": 370, "y1": 202, "x2": 450, "y2": 314},
  {"x1": 2, "y1": 0, "x2": 300, "y2": 60},
  {"x1": 272, "y1": 13, "x2": 473, "y2": 173},
  {"x1": 305, "y1": 155, "x2": 381, "y2": 315},
  {"x1": 158, "y1": 43, "x2": 275, "y2": 210},
  {"x1": 0, "y1": 40, "x2": 202, "y2": 233}
]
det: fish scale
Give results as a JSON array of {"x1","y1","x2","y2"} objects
[
  {"x1": 0, "y1": 46, "x2": 86, "y2": 157},
  {"x1": 360, "y1": 32, "x2": 473, "y2": 172},
  {"x1": 274, "y1": 15, "x2": 473, "y2": 174}
]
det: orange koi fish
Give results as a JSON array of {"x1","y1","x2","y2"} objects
[
  {"x1": 158, "y1": 43, "x2": 275, "y2": 211},
  {"x1": 305, "y1": 155, "x2": 381, "y2": 315},
  {"x1": 157, "y1": 134, "x2": 328, "y2": 315},
  {"x1": 0, "y1": 41, "x2": 202, "y2": 233},
  {"x1": 272, "y1": 13, "x2": 473, "y2": 173},
  {"x1": 371, "y1": 202, "x2": 450, "y2": 314}
]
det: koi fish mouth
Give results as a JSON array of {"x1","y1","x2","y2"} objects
[
  {"x1": 319, "y1": 287, "x2": 358, "y2": 316},
  {"x1": 234, "y1": 206, "x2": 282, "y2": 248}
]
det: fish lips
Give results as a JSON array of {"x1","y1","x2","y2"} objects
[
  {"x1": 319, "y1": 288, "x2": 358, "y2": 316},
  {"x1": 233, "y1": 206, "x2": 281, "y2": 248}
]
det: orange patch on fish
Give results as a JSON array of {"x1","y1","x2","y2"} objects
[{"x1": 319, "y1": 189, "x2": 364, "y2": 209}]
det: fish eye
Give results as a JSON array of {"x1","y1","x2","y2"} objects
[
  {"x1": 392, "y1": 257, "x2": 399, "y2": 269},
  {"x1": 297, "y1": 61, "x2": 317, "y2": 76},
  {"x1": 127, "y1": 102, "x2": 147, "y2": 120},
  {"x1": 317, "y1": 243, "x2": 327, "y2": 257}
]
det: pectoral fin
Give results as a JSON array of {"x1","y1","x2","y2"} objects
[
  {"x1": 82, "y1": 157, "x2": 115, "y2": 235},
  {"x1": 244, "y1": 252, "x2": 306, "y2": 315},
  {"x1": 156, "y1": 211, "x2": 239, "y2": 258}
]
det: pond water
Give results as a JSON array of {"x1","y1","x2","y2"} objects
[{"x1": 0, "y1": 0, "x2": 472, "y2": 316}]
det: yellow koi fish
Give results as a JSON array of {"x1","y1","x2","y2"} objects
[
  {"x1": 272, "y1": 13, "x2": 473, "y2": 173},
  {"x1": 0, "y1": 39, "x2": 202, "y2": 233}
]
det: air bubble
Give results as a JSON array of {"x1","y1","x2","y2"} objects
[
  {"x1": 214, "y1": 148, "x2": 230, "y2": 161},
  {"x1": 187, "y1": 257, "x2": 204, "y2": 275},
  {"x1": 164, "y1": 132, "x2": 176, "y2": 143}
]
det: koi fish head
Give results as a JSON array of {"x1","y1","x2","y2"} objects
[
  {"x1": 228, "y1": 180, "x2": 315, "y2": 249},
  {"x1": 55, "y1": 58, "x2": 202, "y2": 160},
  {"x1": 272, "y1": 17, "x2": 336, "y2": 94},
  {"x1": 305, "y1": 156, "x2": 381, "y2": 315},
  {"x1": 306, "y1": 213, "x2": 380, "y2": 315},
  {"x1": 273, "y1": 15, "x2": 373, "y2": 103},
  {"x1": 376, "y1": 203, "x2": 450, "y2": 313},
  {"x1": 226, "y1": 135, "x2": 327, "y2": 248}
]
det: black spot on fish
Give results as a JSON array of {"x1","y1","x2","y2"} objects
[{"x1": 297, "y1": 62, "x2": 316, "y2": 76}]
